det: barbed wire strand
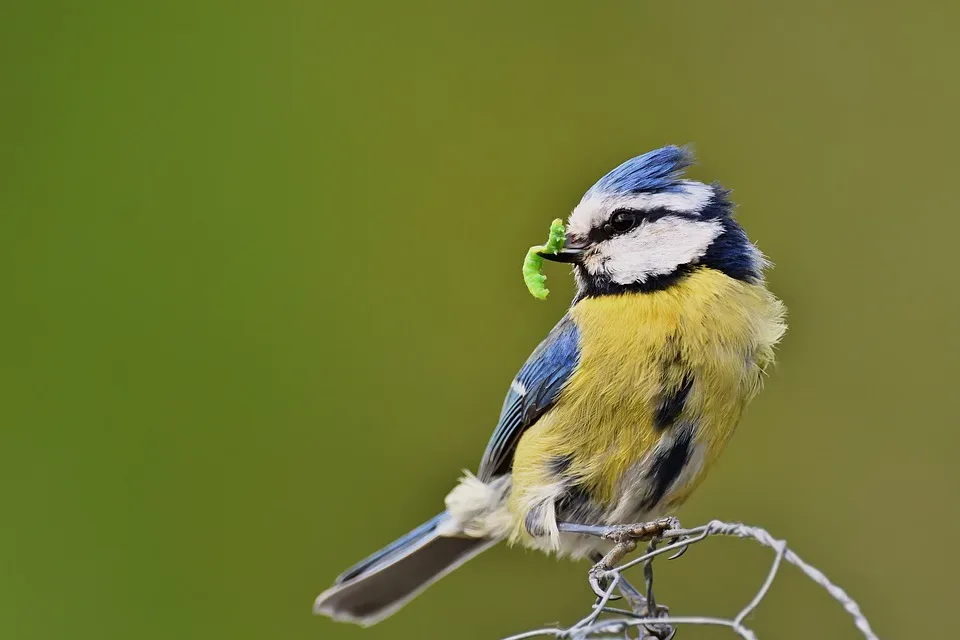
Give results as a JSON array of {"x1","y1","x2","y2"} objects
[{"x1": 501, "y1": 519, "x2": 878, "y2": 640}]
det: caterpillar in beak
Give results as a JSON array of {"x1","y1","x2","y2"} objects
[{"x1": 522, "y1": 218, "x2": 566, "y2": 299}]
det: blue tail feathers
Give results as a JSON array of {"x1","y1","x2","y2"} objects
[
  {"x1": 334, "y1": 512, "x2": 447, "y2": 584},
  {"x1": 315, "y1": 511, "x2": 499, "y2": 626}
]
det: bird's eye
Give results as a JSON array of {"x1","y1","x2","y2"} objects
[{"x1": 609, "y1": 210, "x2": 637, "y2": 233}]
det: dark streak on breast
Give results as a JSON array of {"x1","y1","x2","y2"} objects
[
  {"x1": 639, "y1": 425, "x2": 693, "y2": 511},
  {"x1": 653, "y1": 373, "x2": 694, "y2": 431}
]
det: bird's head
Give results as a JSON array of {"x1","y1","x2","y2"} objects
[{"x1": 542, "y1": 146, "x2": 767, "y2": 298}]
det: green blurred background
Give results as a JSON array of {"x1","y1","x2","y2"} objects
[{"x1": 2, "y1": 1, "x2": 958, "y2": 638}]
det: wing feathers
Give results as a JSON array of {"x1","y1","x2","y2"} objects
[{"x1": 477, "y1": 314, "x2": 580, "y2": 481}]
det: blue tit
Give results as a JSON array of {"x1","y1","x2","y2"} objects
[{"x1": 314, "y1": 145, "x2": 786, "y2": 626}]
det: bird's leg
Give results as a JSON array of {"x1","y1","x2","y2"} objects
[
  {"x1": 584, "y1": 536, "x2": 635, "y2": 600},
  {"x1": 558, "y1": 516, "x2": 680, "y2": 543},
  {"x1": 565, "y1": 518, "x2": 678, "y2": 622}
]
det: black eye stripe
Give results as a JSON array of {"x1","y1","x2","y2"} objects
[
  {"x1": 616, "y1": 207, "x2": 678, "y2": 223},
  {"x1": 589, "y1": 207, "x2": 682, "y2": 242}
]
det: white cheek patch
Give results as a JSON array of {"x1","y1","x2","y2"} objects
[
  {"x1": 591, "y1": 216, "x2": 724, "y2": 284},
  {"x1": 567, "y1": 181, "x2": 713, "y2": 238}
]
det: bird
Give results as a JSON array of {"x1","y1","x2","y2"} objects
[{"x1": 314, "y1": 145, "x2": 786, "y2": 626}]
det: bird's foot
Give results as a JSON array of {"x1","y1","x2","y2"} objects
[
  {"x1": 558, "y1": 516, "x2": 681, "y2": 545},
  {"x1": 587, "y1": 562, "x2": 620, "y2": 601},
  {"x1": 586, "y1": 537, "x2": 639, "y2": 599},
  {"x1": 602, "y1": 516, "x2": 681, "y2": 544}
]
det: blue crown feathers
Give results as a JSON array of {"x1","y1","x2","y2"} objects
[{"x1": 586, "y1": 145, "x2": 694, "y2": 197}]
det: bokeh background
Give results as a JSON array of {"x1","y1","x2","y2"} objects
[{"x1": 3, "y1": 1, "x2": 958, "y2": 639}]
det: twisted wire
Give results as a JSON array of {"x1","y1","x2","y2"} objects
[{"x1": 501, "y1": 520, "x2": 878, "y2": 640}]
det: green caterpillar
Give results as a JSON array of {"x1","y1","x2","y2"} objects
[{"x1": 522, "y1": 218, "x2": 566, "y2": 300}]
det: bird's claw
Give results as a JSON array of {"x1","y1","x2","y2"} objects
[
  {"x1": 667, "y1": 535, "x2": 691, "y2": 560},
  {"x1": 587, "y1": 563, "x2": 620, "y2": 600}
]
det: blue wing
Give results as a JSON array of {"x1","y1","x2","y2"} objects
[{"x1": 477, "y1": 314, "x2": 581, "y2": 481}]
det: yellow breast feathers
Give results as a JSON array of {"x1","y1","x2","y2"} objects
[{"x1": 508, "y1": 268, "x2": 786, "y2": 546}]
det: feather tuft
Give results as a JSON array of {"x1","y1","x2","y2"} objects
[{"x1": 587, "y1": 145, "x2": 695, "y2": 196}]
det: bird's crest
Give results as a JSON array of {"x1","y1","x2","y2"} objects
[{"x1": 587, "y1": 145, "x2": 694, "y2": 197}]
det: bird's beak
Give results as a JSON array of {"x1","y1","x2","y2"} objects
[{"x1": 540, "y1": 234, "x2": 587, "y2": 264}]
